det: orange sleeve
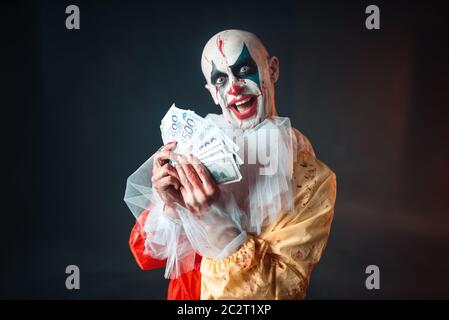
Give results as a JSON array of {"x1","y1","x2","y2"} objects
[
  {"x1": 167, "y1": 268, "x2": 202, "y2": 300},
  {"x1": 129, "y1": 209, "x2": 167, "y2": 270},
  {"x1": 129, "y1": 209, "x2": 203, "y2": 300}
]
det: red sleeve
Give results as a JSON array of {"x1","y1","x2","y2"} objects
[{"x1": 129, "y1": 209, "x2": 167, "y2": 270}]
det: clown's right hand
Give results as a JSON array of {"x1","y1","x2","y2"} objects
[{"x1": 152, "y1": 142, "x2": 185, "y2": 209}]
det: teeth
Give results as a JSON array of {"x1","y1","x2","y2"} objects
[{"x1": 235, "y1": 97, "x2": 251, "y2": 106}]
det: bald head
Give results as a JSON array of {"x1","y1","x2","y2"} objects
[
  {"x1": 201, "y1": 30, "x2": 279, "y2": 130},
  {"x1": 201, "y1": 30, "x2": 270, "y2": 77}
]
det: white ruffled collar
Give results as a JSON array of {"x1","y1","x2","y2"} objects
[{"x1": 206, "y1": 114, "x2": 297, "y2": 234}]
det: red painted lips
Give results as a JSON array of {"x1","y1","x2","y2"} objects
[{"x1": 227, "y1": 94, "x2": 258, "y2": 120}]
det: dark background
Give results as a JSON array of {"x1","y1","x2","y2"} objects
[{"x1": 2, "y1": 0, "x2": 449, "y2": 299}]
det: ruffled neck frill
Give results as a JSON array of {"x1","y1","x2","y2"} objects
[{"x1": 206, "y1": 114, "x2": 298, "y2": 235}]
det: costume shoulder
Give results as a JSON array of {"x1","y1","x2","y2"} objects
[{"x1": 292, "y1": 127, "x2": 316, "y2": 157}]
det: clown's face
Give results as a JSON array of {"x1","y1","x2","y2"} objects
[{"x1": 201, "y1": 30, "x2": 278, "y2": 130}]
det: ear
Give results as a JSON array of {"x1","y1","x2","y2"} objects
[
  {"x1": 268, "y1": 56, "x2": 280, "y2": 83},
  {"x1": 205, "y1": 84, "x2": 219, "y2": 105}
]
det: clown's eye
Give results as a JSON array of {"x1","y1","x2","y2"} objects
[
  {"x1": 215, "y1": 76, "x2": 227, "y2": 86},
  {"x1": 239, "y1": 65, "x2": 251, "y2": 75}
]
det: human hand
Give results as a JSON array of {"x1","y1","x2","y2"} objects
[
  {"x1": 174, "y1": 154, "x2": 221, "y2": 215},
  {"x1": 152, "y1": 142, "x2": 184, "y2": 209}
]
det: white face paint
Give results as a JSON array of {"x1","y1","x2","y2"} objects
[{"x1": 201, "y1": 30, "x2": 278, "y2": 130}]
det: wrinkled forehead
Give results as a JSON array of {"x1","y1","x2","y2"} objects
[{"x1": 201, "y1": 30, "x2": 268, "y2": 82}]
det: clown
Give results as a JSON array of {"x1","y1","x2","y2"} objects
[{"x1": 125, "y1": 30, "x2": 337, "y2": 299}]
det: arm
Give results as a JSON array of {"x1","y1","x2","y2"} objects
[
  {"x1": 172, "y1": 154, "x2": 247, "y2": 260},
  {"x1": 129, "y1": 209, "x2": 167, "y2": 270},
  {"x1": 175, "y1": 190, "x2": 247, "y2": 260},
  {"x1": 200, "y1": 151, "x2": 337, "y2": 299},
  {"x1": 124, "y1": 147, "x2": 197, "y2": 279}
]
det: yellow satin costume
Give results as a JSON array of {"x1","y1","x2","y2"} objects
[{"x1": 200, "y1": 151, "x2": 337, "y2": 299}]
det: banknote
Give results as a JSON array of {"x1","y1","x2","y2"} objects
[
  {"x1": 201, "y1": 154, "x2": 242, "y2": 184},
  {"x1": 160, "y1": 104, "x2": 242, "y2": 184}
]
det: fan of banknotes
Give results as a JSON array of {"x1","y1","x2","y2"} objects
[{"x1": 160, "y1": 104, "x2": 242, "y2": 184}]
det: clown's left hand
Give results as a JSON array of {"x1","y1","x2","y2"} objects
[{"x1": 174, "y1": 154, "x2": 221, "y2": 215}]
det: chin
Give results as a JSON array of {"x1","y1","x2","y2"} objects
[{"x1": 237, "y1": 117, "x2": 260, "y2": 130}]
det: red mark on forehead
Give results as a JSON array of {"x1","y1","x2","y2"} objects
[{"x1": 217, "y1": 36, "x2": 225, "y2": 58}]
